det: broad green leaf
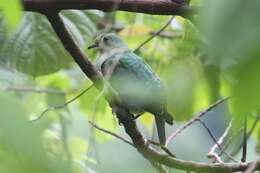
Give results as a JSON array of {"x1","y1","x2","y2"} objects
[
  {"x1": 0, "y1": 92, "x2": 69, "y2": 173},
  {"x1": 201, "y1": 0, "x2": 260, "y2": 123},
  {"x1": 1, "y1": 10, "x2": 98, "y2": 76},
  {"x1": 201, "y1": 0, "x2": 260, "y2": 69},
  {"x1": 0, "y1": 62, "x2": 27, "y2": 89}
]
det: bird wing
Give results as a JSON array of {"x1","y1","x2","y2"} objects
[
  {"x1": 101, "y1": 51, "x2": 166, "y2": 113},
  {"x1": 116, "y1": 51, "x2": 167, "y2": 111},
  {"x1": 117, "y1": 51, "x2": 162, "y2": 89}
]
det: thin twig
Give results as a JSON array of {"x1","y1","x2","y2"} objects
[
  {"x1": 31, "y1": 84, "x2": 94, "y2": 122},
  {"x1": 147, "y1": 140, "x2": 175, "y2": 157},
  {"x1": 87, "y1": 86, "x2": 108, "y2": 172},
  {"x1": 58, "y1": 113, "x2": 72, "y2": 172},
  {"x1": 88, "y1": 120, "x2": 134, "y2": 147},
  {"x1": 241, "y1": 116, "x2": 248, "y2": 162},
  {"x1": 6, "y1": 86, "x2": 65, "y2": 95},
  {"x1": 218, "y1": 127, "x2": 244, "y2": 157},
  {"x1": 134, "y1": 16, "x2": 175, "y2": 53},
  {"x1": 149, "y1": 31, "x2": 182, "y2": 39},
  {"x1": 166, "y1": 97, "x2": 230, "y2": 146},
  {"x1": 207, "y1": 120, "x2": 234, "y2": 163},
  {"x1": 227, "y1": 114, "x2": 260, "y2": 161}
]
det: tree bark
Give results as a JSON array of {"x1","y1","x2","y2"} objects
[{"x1": 23, "y1": 0, "x2": 196, "y2": 17}]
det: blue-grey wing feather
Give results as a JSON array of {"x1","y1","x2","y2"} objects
[{"x1": 101, "y1": 51, "x2": 165, "y2": 113}]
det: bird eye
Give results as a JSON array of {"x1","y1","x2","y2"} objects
[{"x1": 103, "y1": 37, "x2": 109, "y2": 42}]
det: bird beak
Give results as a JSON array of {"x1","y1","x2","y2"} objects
[{"x1": 88, "y1": 43, "x2": 98, "y2": 49}]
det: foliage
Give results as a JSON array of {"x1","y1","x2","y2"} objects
[
  {"x1": 200, "y1": 0, "x2": 260, "y2": 127},
  {"x1": 0, "y1": 0, "x2": 260, "y2": 173},
  {"x1": 0, "y1": 10, "x2": 98, "y2": 76}
]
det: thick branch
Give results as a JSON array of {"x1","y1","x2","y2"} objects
[
  {"x1": 44, "y1": 12, "x2": 260, "y2": 173},
  {"x1": 22, "y1": 0, "x2": 196, "y2": 17},
  {"x1": 45, "y1": 13, "x2": 103, "y2": 89}
]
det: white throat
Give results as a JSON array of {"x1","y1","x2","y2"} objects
[{"x1": 96, "y1": 46, "x2": 128, "y2": 71}]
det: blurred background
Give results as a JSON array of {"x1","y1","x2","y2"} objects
[{"x1": 0, "y1": 0, "x2": 260, "y2": 172}]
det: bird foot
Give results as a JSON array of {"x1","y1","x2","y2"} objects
[
  {"x1": 146, "y1": 140, "x2": 176, "y2": 158},
  {"x1": 131, "y1": 113, "x2": 144, "y2": 121}
]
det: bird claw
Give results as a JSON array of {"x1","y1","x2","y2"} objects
[
  {"x1": 132, "y1": 113, "x2": 144, "y2": 121},
  {"x1": 146, "y1": 140, "x2": 176, "y2": 157}
]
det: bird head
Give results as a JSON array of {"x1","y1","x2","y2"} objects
[{"x1": 88, "y1": 33, "x2": 127, "y2": 53}]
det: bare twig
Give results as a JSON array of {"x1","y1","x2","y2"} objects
[
  {"x1": 219, "y1": 127, "x2": 244, "y2": 157},
  {"x1": 207, "y1": 120, "x2": 233, "y2": 163},
  {"x1": 166, "y1": 97, "x2": 230, "y2": 146},
  {"x1": 134, "y1": 16, "x2": 175, "y2": 52},
  {"x1": 31, "y1": 84, "x2": 93, "y2": 122},
  {"x1": 147, "y1": 140, "x2": 175, "y2": 157},
  {"x1": 6, "y1": 86, "x2": 65, "y2": 95},
  {"x1": 87, "y1": 88, "x2": 106, "y2": 172},
  {"x1": 228, "y1": 114, "x2": 260, "y2": 161},
  {"x1": 149, "y1": 31, "x2": 182, "y2": 39},
  {"x1": 89, "y1": 120, "x2": 134, "y2": 147},
  {"x1": 58, "y1": 113, "x2": 72, "y2": 172},
  {"x1": 241, "y1": 116, "x2": 248, "y2": 162}
]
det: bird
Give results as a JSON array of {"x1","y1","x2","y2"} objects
[{"x1": 88, "y1": 33, "x2": 173, "y2": 146}]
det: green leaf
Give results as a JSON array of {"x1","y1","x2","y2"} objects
[
  {"x1": 0, "y1": 62, "x2": 27, "y2": 89},
  {"x1": 201, "y1": 0, "x2": 260, "y2": 69},
  {"x1": 201, "y1": 0, "x2": 260, "y2": 124},
  {"x1": 0, "y1": 91, "x2": 69, "y2": 173},
  {"x1": 1, "y1": 10, "x2": 97, "y2": 76}
]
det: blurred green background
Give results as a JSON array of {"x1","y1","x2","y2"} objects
[{"x1": 0, "y1": 0, "x2": 259, "y2": 172}]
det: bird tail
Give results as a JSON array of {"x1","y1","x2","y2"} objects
[
  {"x1": 155, "y1": 111, "x2": 174, "y2": 145},
  {"x1": 155, "y1": 116, "x2": 166, "y2": 146}
]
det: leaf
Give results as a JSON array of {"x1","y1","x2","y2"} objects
[
  {"x1": 201, "y1": 0, "x2": 260, "y2": 69},
  {"x1": 200, "y1": 0, "x2": 260, "y2": 128},
  {"x1": 0, "y1": 10, "x2": 98, "y2": 76},
  {"x1": 0, "y1": 62, "x2": 27, "y2": 89},
  {"x1": 0, "y1": 91, "x2": 69, "y2": 173}
]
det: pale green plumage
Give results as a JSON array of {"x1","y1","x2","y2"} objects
[{"x1": 90, "y1": 33, "x2": 173, "y2": 145}]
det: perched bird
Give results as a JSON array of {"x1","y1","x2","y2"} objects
[{"x1": 88, "y1": 33, "x2": 173, "y2": 145}]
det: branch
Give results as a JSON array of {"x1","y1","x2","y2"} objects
[
  {"x1": 149, "y1": 31, "x2": 182, "y2": 39},
  {"x1": 22, "y1": 0, "x2": 196, "y2": 17},
  {"x1": 166, "y1": 97, "x2": 230, "y2": 146},
  {"x1": 31, "y1": 84, "x2": 93, "y2": 122},
  {"x1": 241, "y1": 116, "x2": 247, "y2": 162},
  {"x1": 6, "y1": 86, "x2": 65, "y2": 95},
  {"x1": 245, "y1": 161, "x2": 258, "y2": 173},
  {"x1": 134, "y1": 16, "x2": 175, "y2": 53},
  {"x1": 88, "y1": 120, "x2": 134, "y2": 147},
  {"x1": 207, "y1": 120, "x2": 233, "y2": 163},
  {"x1": 219, "y1": 127, "x2": 244, "y2": 157},
  {"x1": 228, "y1": 114, "x2": 260, "y2": 161},
  {"x1": 43, "y1": 12, "x2": 260, "y2": 173}
]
